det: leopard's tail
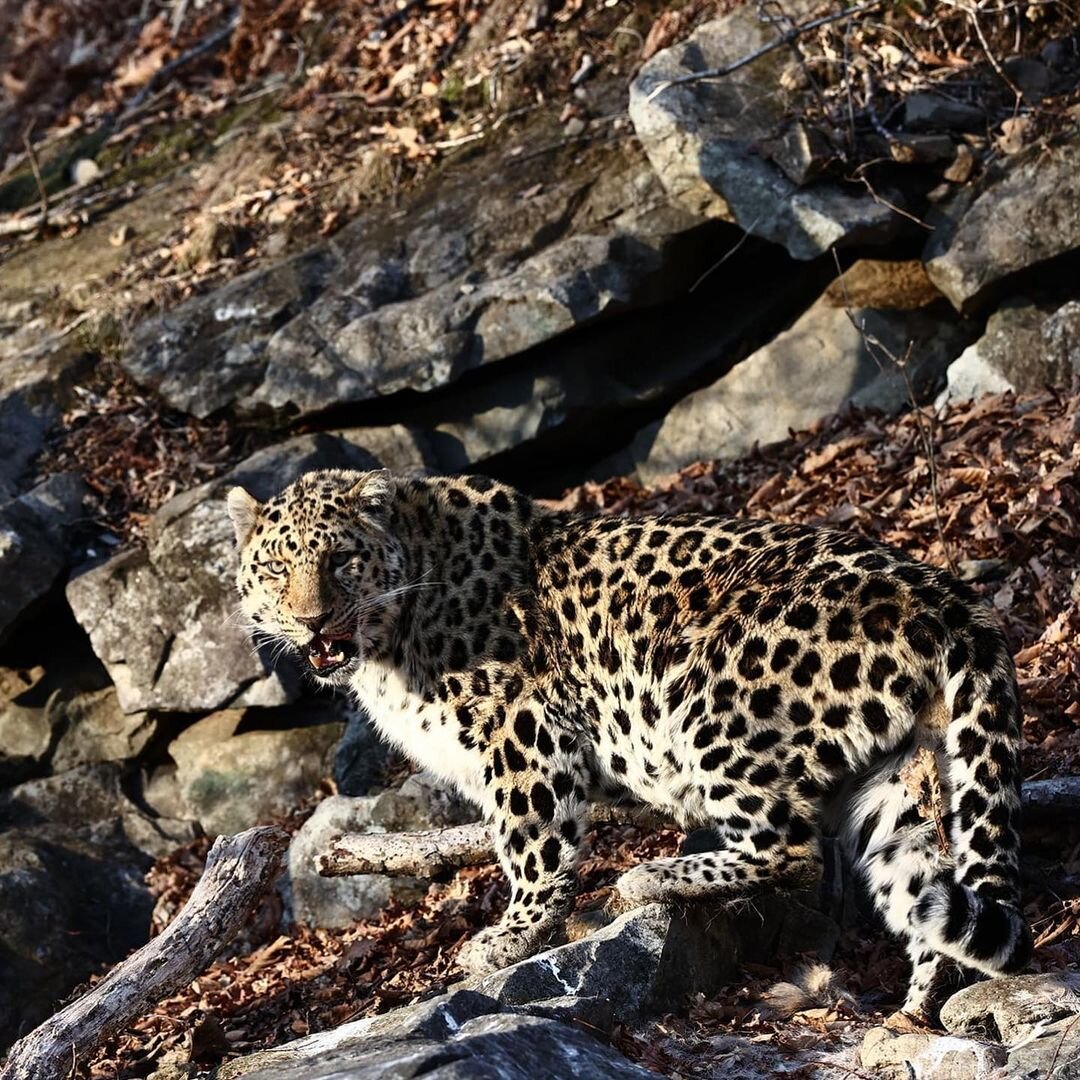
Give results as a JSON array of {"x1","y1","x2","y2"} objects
[{"x1": 910, "y1": 620, "x2": 1031, "y2": 976}]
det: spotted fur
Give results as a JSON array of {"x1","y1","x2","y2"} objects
[{"x1": 228, "y1": 469, "x2": 1031, "y2": 1014}]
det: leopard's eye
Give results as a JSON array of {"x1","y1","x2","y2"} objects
[
  {"x1": 263, "y1": 559, "x2": 287, "y2": 576},
  {"x1": 329, "y1": 550, "x2": 353, "y2": 569}
]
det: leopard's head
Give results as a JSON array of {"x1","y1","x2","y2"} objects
[{"x1": 227, "y1": 468, "x2": 402, "y2": 684}]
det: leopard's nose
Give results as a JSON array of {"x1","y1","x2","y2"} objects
[{"x1": 297, "y1": 612, "x2": 331, "y2": 632}]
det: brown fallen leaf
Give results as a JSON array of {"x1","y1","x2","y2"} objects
[{"x1": 899, "y1": 746, "x2": 951, "y2": 856}]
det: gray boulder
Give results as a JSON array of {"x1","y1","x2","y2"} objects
[
  {"x1": 0, "y1": 762, "x2": 154, "y2": 1051},
  {"x1": 222, "y1": 1012, "x2": 659, "y2": 1080},
  {"x1": 925, "y1": 136, "x2": 1080, "y2": 312},
  {"x1": 220, "y1": 989, "x2": 502, "y2": 1077},
  {"x1": 51, "y1": 687, "x2": 156, "y2": 771},
  {"x1": 940, "y1": 972, "x2": 1080, "y2": 1044},
  {"x1": 124, "y1": 249, "x2": 339, "y2": 419},
  {"x1": 254, "y1": 233, "x2": 663, "y2": 416},
  {"x1": 859, "y1": 1026, "x2": 1006, "y2": 1079},
  {"x1": 0, "y1": 472, "x2": 88, "y2": 646},
  {"x1": 628, "y1": 5, "x2": 899, "y2": 260},
  {"x1": 122, "y1": 135, "x2": 694, "y2": 424},
  {"x1": 66, "y1": 433, "x2": 379, "y2": 714},
  {"x1": 939, "y1": 298, "x2": 1080, "y2": 403},
  {"x1": 289, "y1": 774, "x2": 479, "y2": 928},
  {"x1": 0, "y1": 309, "x2": 92, "y2": 502},
  {"x1": 0, "y1": 669, "x2": 57, "y2": 786},
  {"x1": 1004, "y1": 1014, "x2": 1080, "y2": 1078},
  {"x1": 333, "y1": 703, "x2": 392, "y2": 797},
  {"x1": 620, "y1": 271, "x2": 974, "y2": 482},
  {"x1": 288, "y1": 795, "x2": 426, "y2": 928},
  {"x1": 168, "y1": 708, "x2": 343, "y2": 836},
  {"x1": 473, "y1": 904, "x2": 740, "y2": 1022}
]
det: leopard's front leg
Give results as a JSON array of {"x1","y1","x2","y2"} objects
[{"x1": 456, "y1": 701, "x2": 588, "y2": 976}]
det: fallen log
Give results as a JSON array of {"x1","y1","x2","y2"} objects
[
  {"x1": 318, "y1": 781, "x2": 1080, "y2": 879},
  {"x1": 318, "y1": 803, "x2": 672, "y2": 878},
  {"x1": 1021, "y1": 777, "x2": 1080, "y2": 824},
  {"x1": 320, "y1": 821, "x2": 496, "y2": 877},
  {"x1": 0, "y1": 825, "x2": 288, "y2": 1080}
]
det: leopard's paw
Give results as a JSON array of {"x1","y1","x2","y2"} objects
[{"x1": 456, "y1": 925, "x2": 536, "y2": 977}]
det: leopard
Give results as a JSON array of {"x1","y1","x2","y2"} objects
[{"x1": 227, "y1": 467, "x2": 1031, "y2": 1018}]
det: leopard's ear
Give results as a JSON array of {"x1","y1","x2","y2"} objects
[
  {"x1": 227, "y1": 487, "x2": 261, "y2": 547},
  {"x1": 345, "y1": 469, "x2": 393, "y2": 520}
]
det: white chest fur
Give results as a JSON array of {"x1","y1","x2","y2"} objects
[{"x1": 349, "y1": 659, "x2": 487, "y2": 804}]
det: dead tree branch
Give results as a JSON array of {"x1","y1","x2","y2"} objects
[
  {"x1": 319, "y1": 804, "x2": 674, "y2": 878},
  {"x1": 0, "y1": 826, "x2": 288, "y2": 1080},
  {"x1": 319, "y1": 780, "x2": 1075, "y2": 879}
]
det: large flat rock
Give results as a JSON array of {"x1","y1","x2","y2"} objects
[
  {"x1": 228, "y1": 1012, "x2": 660, "y2": 1080},
  {"x1": 628, "y1": 5, "x2": 900, "y2": 260},
  {"x1": 168, "y1": 708, "x2": 343, "y2": 836},
  {"x1": 122, "y1": 137, "x2": 697, "y2": 422},
  {"x1": 66, "y1": 433, "x2": 380, "y2": 713}
]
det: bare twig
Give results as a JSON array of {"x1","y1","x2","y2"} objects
[
  {"x1": 644, "y1": 0, "x2": 884, "y2": 103},
  {"x1": 124, "y1": 10, "x2": 240, "y2": 116},
  {"x1": 21, "y1": 124, "x2": 49, "y2": 232},
  {"x1": 0, "y1": 826, "x2": 288, "y2": 1080},
  {"x1": 689, "y1": 215, "x2": 762, "y2": 293},
  {"x1": 943, "y1": 0, "x2": 1023, "y2": 101}
]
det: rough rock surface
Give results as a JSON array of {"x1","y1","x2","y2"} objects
[
  {"x1": 620, "y1": 269, "x2": 974, "y2": 483},
  {"x1": 333, "y1": 705, "x2": 391, "y2": 797},
  {"x1": 65, "y1": 434, "x2": 380, "y2": 713},
  {"x1": 0, "y1": 472, "x2": 88, "y2": 645},
  {"x1": 472, "y1": 904, "x2": 740, "y2": 1021},
  {"x1": 0, "y1": 674, "x2": 57, "y2": 786},
  {"x1": 219, "y1": 989, "x2": 505, "y2": 1077},
  {"x1": 925, "y1": 136, "x2": 1080, "y2": 312},
  {"x1": 168, "y1": 708, "x2": 343, "y2": 837},
  {"x1": 288, "y1": 795, "x2": 427, "y2": 928},
  {"x1": 859, "y1": 1026, "x2": 1006, "y2": 1079},
  {"x1": 0, "y1": 648, "x2": 114, "y2": 785},
  {"x1": 939, "y1": 972, "x2": 1080, "y2": 1044},
  {"x1": 629, "y1": 5, "x2": 899, "y2": 260},
  {"x1": 228, "y1": 1012, "x2": 660, "y2": 1080},
  {"x1": 51, "y1": 687, "x2": 156, "y2": 771},
  {"x1": 289, "y1": 772, "x2": 478, "y2": 927},
  {"x1": 123, "y1": 140, "x2": 697, "y2": 422},
  {"x1": 1003, "y1": 1014, "x2": 1080, "y2": 1078},
  {"x1": 0, "y1": 762, "x2": 154, "y2": 1050},
  {"x1": 0, "y1": 311, "x2": 91, "y2": 502},
  {"x1": 940, "y1": 298, "x2": 1080, "y2": 403}
]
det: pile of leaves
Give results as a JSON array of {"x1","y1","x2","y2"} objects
[
  {"x1": 5, "y1": 0, "x2": 1079, "y2": 318},
  {"x1": 764, "y1": 0, "x2": 1080, "y2": 178},
  {"x1": 36, "y1": 360, "x2": 268, "y2": 541}
]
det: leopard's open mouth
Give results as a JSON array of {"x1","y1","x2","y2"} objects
[{"x1": 306, "y1": 634, "x2": 359, "y2": 675}]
